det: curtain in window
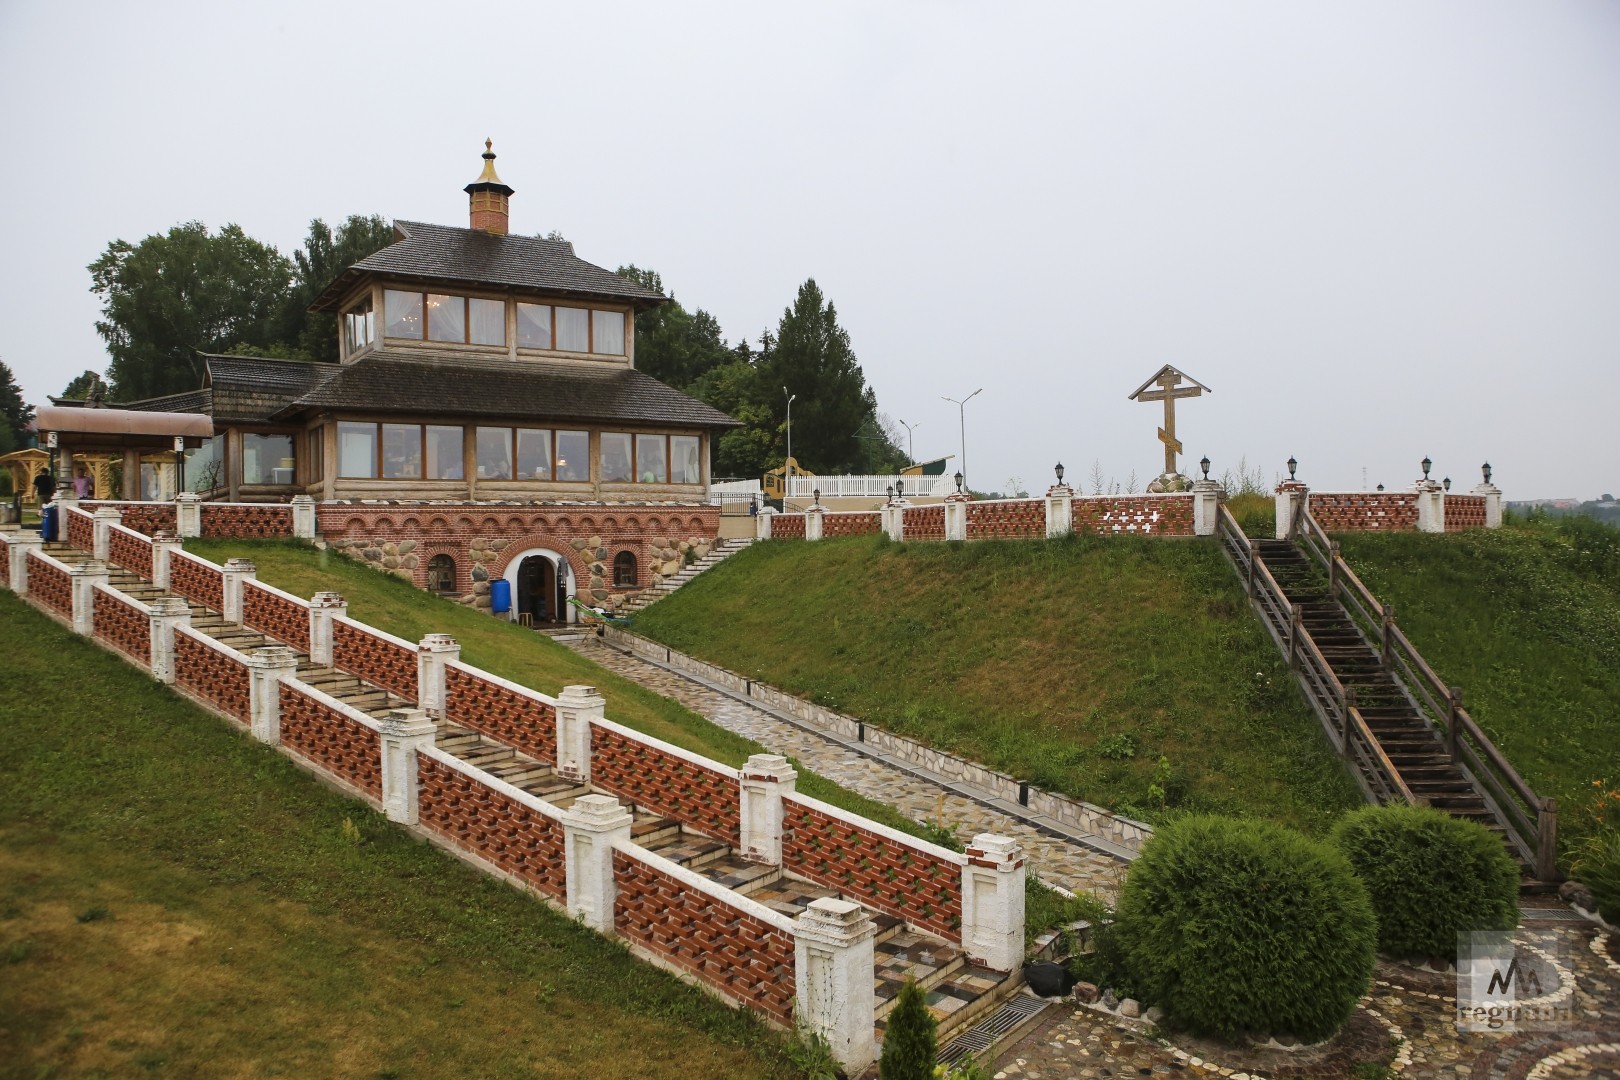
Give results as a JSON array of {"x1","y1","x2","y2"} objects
[
  {"x1": 516, "y1": 429, "x2": 552, "y2": 480},
  {"x1": 555, "y1": 431, "x2": 588, "y2": 481},
  {"x1": 592, "y1": 310, "x2": 625, "y2": 355},
  {"x1": 384, "y1": 291, "x2": 421, "y2": 338},
  {"x1": 476, "y1": 428, "x2": 513, "y2": 480},
  {"x1": 636, "y1": 435, "x2": 666, "y2": 483},
  {"x1": 556, "y1": 307, "x2": 590, "y2": 352},
  {"x1": 671, "y1": 436, "x2": 701, "y2": 484},
  {"x1": 470, "y1": 298, "x2": 505, "y2": 346},
  {"x1": 516, "y1": 303, "x2": 551, "y2": 348},
  {"x1": 339, "y1": 423, "x2": 377, "y2": 477},
  {"x1": 427, "y1": 295, "x2": 466, "y2": 343},
  {"x1": 600, "y1": 433, "x2": 632, "y2": 482},
  {"x1": 426, "y1": 426, "x2": 463, "y2": 480}
]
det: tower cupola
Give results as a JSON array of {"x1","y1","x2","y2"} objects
[{"x1": 464, "y1": 138, "x2": 514, "y2": 236}]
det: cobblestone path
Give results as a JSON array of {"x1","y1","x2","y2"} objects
[{"x1": 559, "y1": 634, "x2": 1128, "y2": 898}]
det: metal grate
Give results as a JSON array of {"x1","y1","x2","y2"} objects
[
  {"x1": 937, "y1": 993, "x2": 1050, "y2": 1065},
  {"x1": 1520, "y1": 906, "x2": 1589, "y2": 923}
]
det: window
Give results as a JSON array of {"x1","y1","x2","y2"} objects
[
  {"x1": 345, "y1": 297, "x2": 374, "y2": 354},
  {"x1": 516, "y1": 303, "x2": 552, "y2": 349},
  {"x1": 184, "y1": 435, "x2": 225, "y2": 493},
  {"x1": 426, "y1": 425, "x2": 463, "y2": 480},
  {"x1": 242, "y1": 433, "x2": 295, "y2": 485},
  {"x1": 382, "y1": 424, "x2": 422, "y2": 479},
  {"x1": 671, "y1": 435, "x2": 702, "y2": 484},
  {"x1": 426, "y1": 293, "x2": 466, "y2": 343},
  {"x1": 338, "y1": 422, "x2": 377, "y2": 478},
  {"x1": 600, "y1": 432, "x2": 632, "y2": 483},
  {"x1": 516, "y1": 428, "x2": 552, "y2": 480},
  {"x1": 384, "y1": 290, "x2": 422, "y2": 338},
  {"x1": 635, "y1": 434, "x2": 667, "y2": 484},
  {"x1": 476, "y1": 427, "x2": 513, "y2": 480},
  {"x1": 470, "y1": 298, "x2": 505, "y2": 346},
  {"x1": 427, "y1": 554, "x2": 457, "y2": 594},
  {"x1": 592, "y1": 310, "x2": 625, "y2": 355},
  {"x1": 386, "y1": 290, "x2": 506, "y2": 347},
  {"x1": 555, "y1": 430, "x2": 588, "y2": 481},
  {"x1": 556, "y1": 306, "x2": 590, "y2": 352},
  {"x1": 613, "y1": 551, "x2": 637, "y2": 587}
]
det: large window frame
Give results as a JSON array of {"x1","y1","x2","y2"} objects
[
  {"x1": 514, "y1": 302, "x2": 627, "y2": 357},
  {"x1": 338, "y1": 422, "x2": 465, "y2": 480},
  {"x1": 476, "y1": 426, "x2": 590, "y2": 483},
  {"x1": 241, "y1": 432, "x2": 297, "y2": 486},
  {"x1": 602, "y1": 433, "x2": 703, "y2": 485},
  {"x1": 344, "y1": 297, "x2": 374, "y2": 355},
  {"x1": 384, "y1": 289, "x2": 506, "y2": 347}
]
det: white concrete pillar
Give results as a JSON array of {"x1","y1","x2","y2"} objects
[
  {"x1": 91, "y1": 505, "x2": 122, "y2": 561},
  {"x1": 148, "y1": 595, "x2": 192, "y2": 683},
  {"x1": 290, "y1": 494, "x2": 317, "y2": 539},
  {"x1": 1045, "y1": 485, "x2": 1074, "y2": 538},
  {"x1": 245, "y1": 645, "x2": 300, "y2": 743},
  {"x1": 378, "y1": 707, "x2": 437, "y2": 824},
  {"x1": 804, "y1": 506, "x2": 825, "y2": 541},
  {"x1": 555, "y1": 684, "x2": 604, "y2": 783},
  {"x1": 53, "y1": 496, "x2": 80, "y2": 542},
  {"x1": 755, "y1": 506, "x2": 775, "y2": 540},
  {"x1": 151, "y1": 534, "x2": 183, "y2": 590},
  {"x1": 562, "y1": 793, "x2": 634, "y2": 932},
  {"x1": 794, "y1": 898, "x2": 877, "y2": 1073},
  {"x1": 739, "y1": 754, "x2": 797, "y2": 865},
  {"x1": 960, "y1": 834, "x2": 1026, "y2": 972},
  {"x1": 881, "y1": 501, "x2": 906, "y2": 542},
  {"x1": 175, "y1": 493, "x2": 202, "y2": 539},
  {"x1": 1192, "y1": 479, "x2": 1223, "y2": 536},
  {"x1": 1475, "y1": 480, "x2": 1503, "y2": 528},
  {"x1": 308, "y1": 591, "x2": 347, "y2": 666},
  {"x1": 1275, "y1": 481, "x2": 1307, "y2": 540},
  {"x1": 416, "y1": 633, "x2": 460, "y2": 717},
  {"x1": 220, "y1": 558, "x2": 256, "y2": 623},
  {"x1": 1415, "y1": 482, "x2": 1446, "y2": 534},
  {"x1": 68, "y1": 560, "x2": 110, "y2": 636},
  {"x1": 6, "y1": 533, "x2": 43, "y2": 595},
  {"x1": 944, "y1": 495, "x2": 968, "y2": 541}
]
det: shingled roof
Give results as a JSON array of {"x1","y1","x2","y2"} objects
[
  {"x1": 308, "y1": 221, "x2": 668, "y2": 314},
  {"x1": 203, "y1": 354, "x2": 324, "y2": 423}
]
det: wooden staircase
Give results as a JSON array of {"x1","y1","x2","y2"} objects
[{"x1": 46, "y1": 538, "x2": 1012, "y2": 1037}]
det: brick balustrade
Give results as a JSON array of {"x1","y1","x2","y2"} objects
[
  {"x1": 169, "y1": 551, "x2": 225, "y2": 611},
  {"x1": 782, "y1": 791, "x2": 965, "y2": 941},
  {"x1": 901, "y1": 505, "x2": 945, "y2": 541},
  {"x1": 967, "y1": 498, "x2": 1047, "y2": 539},
  {"x1": 82, "y1": 501, "x2": 177, "y2": 535},
  {"x1": 1306, "y1": 491, "x2": 1420, "y2": 531},
  {"x1": 200, "y1": 503, "x2": 294, "y2": 538},
  {"x1": 612, "y1": 845, "x2": 797, "y2": 1025},
  {"x1": 417, "y1": 747, "x2": 567, "y2": 899},
  {"x1": 773, "y1": 493, "x2": 1204, "y2": 544},
  {"x1": 444, "y1": 661, "x2": 557, "y2": 764},
  {"x1": 107, "y1": 524, "x2": 154, "y2": 579},
  {"x1": 173, "y1": 628, "x2": 252, "y2": 723},
  {"x1": 1073, "y1": 495, "x2": 1196, "y2": 534},
  {"x1": 822, "y1": 511, "x2": 882, "y2": 538},
  {"x1": 278, "y1": 681, "x2": 383, "y2": 797},
  {"x1": 241, "y1": 580, "x2": 310, "y2": 653},
  {"x1": 92, "y1": 584, "x2": 150, "y2": 661},
  {"x1": 331, "y1": 618, "x2": 418, "y2": 700},
  {"x1": 589, "y1": 719, "x2": 742, "y2": 845},
  {"x1": 1445, "y1": 494, "x2": 1488, "y2": 532},
  {"x1": 65, "y1": 506, "x2": 94, "y2": 552},
  {"x1": 771, "y1": 513, "x2": 806, "y2": 540},
  {"x1": 27, "y1": 550, "x2": 72, "y2": 617}
]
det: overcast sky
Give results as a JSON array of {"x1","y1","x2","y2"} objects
[{"x1": 2, "y1": 2, "x2": 1616, "y2": 498}]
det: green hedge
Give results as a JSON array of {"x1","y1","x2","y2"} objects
[
  {"x1": 1112, "y1": 815, "x2": 1375, "y2": 1042},
  {"x1": 1331, "y1": 803, "x2": 1519, "y2": 960}
]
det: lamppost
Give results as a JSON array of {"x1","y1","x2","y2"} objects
[
  {"x1": 897, "y1": 418, "x2": 920, "y2": 465},
  {"x1": 783, "y1": 387, "x2": 796, "y2": 505},
  {"x1": 941, "y1": 388, "x2": 982, "y2": 493}
]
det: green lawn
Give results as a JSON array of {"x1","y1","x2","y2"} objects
[
  {"x1": 0, "y1": 591, "x2": 796, "y2": 1080},
  {"x1": 1337, "y1": 516, "x2": 1620, "y2": 842},
  {"x1": 629, "y1": 533, "x2": 1363, "y2": 833},
  {"x1": 185, "y1": 538, "x2": 927, "y2": 840}
]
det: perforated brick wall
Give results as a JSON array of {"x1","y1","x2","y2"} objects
[
  {"x1": 417, "y1": 755, "x2": 566, "y2": 899},
  {"x1": 107, "y1": 528, "x2": 153, "y2": 579},
  {"x1": 174, "y1": 632, "x2": 250, "y2": 722},
  {"x1": 278, "y1": 683, "x2": 382, "y2": 797},
  {"x1": 771, "y1": 514, "x2": 806, "y2": 540},
  {"x1": 612, "y1": 848, "x2": 795, "y2": 1024},
  {"x1": 84, "y1": 502, "x2": 176, "y2": 535},
  {"x1": 93, "y1": 588, "x2": 149, "y2": 661},
  {"x1": 169, "y1": 554, "x2": 224, "y2": 611},
  {"x1": 332, "y1": 621, "x2": 417, "y2": 700},
  {"x1": 822, "y1": 511, "x2": 881, "y2": 538},
  {"x1": 66, "y1": 509, "x2": 93, "y2": 552},
  {"x1": 0, "y1": 547, "x2": 8, "y2": 589},
  {"x1": 1308, "y1": 493, "x2": 1420, "y2": 531},
  {"x1": 1445, "y1": 495, "x2": 1487, "y2": 532},
  {"x1": 590, "y1": 724, "x2": 741, "y2": 844},
  {"x1": 902, "y1": 505, "x2": 946, "y2": 540},
  {"x1": 444, "y1": 665, "x2": 556, "y2": 765},
  {"x1": 200, "y1": 504, "x2": 294, "y2": 539},
  {"x1": 242, "y1": 582, "x2": 310, "y2": 653},
  {"x1": 27, "y1": 552, "x2": 70, "y2": 617},
  {"x1": 966, "y1": 500, "x2": 1045, "y2": 539},
  {"x1": 782, "y1": 797, "x2": 963, "y2": 941},
  {"x1": 1073, "y1": 495, "x2": 1196, "y2": 535}
]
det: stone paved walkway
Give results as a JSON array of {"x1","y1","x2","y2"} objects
[{"x1": 559, "y1": 635, "x2": 1128, "y2": 898}]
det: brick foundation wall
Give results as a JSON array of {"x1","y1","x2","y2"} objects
[
  {"x1": 27, "y1": 551, "x2": 71, "y2": 617},
  {"x1": 417, "y1": 754, "x2": 566, "y2": 899},
  {"x1": 108, "y1": 527, "x2": 153, "y2": 579},
  {"x1": 1308, "y1": 492, "x2": 1420, "y2": 531},
  {"x1": 242, "y1": 582, "x2": 309, "y2": 653},
  {"x1": 612, "y1": 848, "x2": 795, "y2": 1024},
  {"x1": 174, "y1": 631, "x2": 250, "y2": 723},
  {"x1": 331, "y1": 620, "x2": 417, "y2": 700},
  {"x1": 782, "y1": 795, "x2": 963, "y2": 940},
  {"x1": 93, "y1": 587, "x2": 149, "y2": 661},
  {"x1": 444, "y1": 663, "x2": 557, "y2": 764},
  {"x1": 1445, "y1": 495, "x2": 1487, "y2": 531},
  {"x1": 278, "y1": 683, "x2": 382, "y2": 797},
  {"x1": 590, "y1": 723, "x2": 741, "y2": 845}
]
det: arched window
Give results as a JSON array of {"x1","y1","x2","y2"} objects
[
  {"x1": 427, "y1": 554, "x2": 457, "y2": 593},
  {"x1": 613, "y1": 550, "x2": 638, "y2": 587}
]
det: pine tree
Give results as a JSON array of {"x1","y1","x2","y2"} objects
[
  {"x1": 761, "y1": 279, "x2": 882, "y2": 474},
  {"x1": 879, "y1": 979, "x2": 937, "y2": 1079},
  {"x1": 0, "y1": 358, "x2": 33, "y2": 454}
]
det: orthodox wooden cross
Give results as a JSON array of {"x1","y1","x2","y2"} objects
[{"x1": 1128, "y1": 366, "x2": 1211, "y2": 477}]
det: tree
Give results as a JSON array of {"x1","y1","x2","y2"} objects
[
  {"x1": 0, "y1": 359, "x2": 32, "y2": 455},
  {"x1": 878, "y1": 979, "x2": 936, "y2": 1079},
  {"x1": 281, "y1": 215, "x2": 395, "y2": 363},
  {"x1": 760, "y1": 279, "x2": 882, "y2": 474},
  {"x1": 90, "y1": 222, "x2": 293, "y2": 400},
  {"x1": 615, "y1": 266, "x2": 732, "y2": 389},
  {"x1": 58, "y1": 370, "x2": 104, "y2": 401}
]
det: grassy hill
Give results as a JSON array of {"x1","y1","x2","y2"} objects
[
  {"x1": 0, "y1": 591, "x2": 797, "y2": 1079},
  {"x1": 631, "y1": 533, "x2": 1363, "y2": 833},
  {"x1": 1338, "y1": 515, "x2": 1620, "y2": 840}
]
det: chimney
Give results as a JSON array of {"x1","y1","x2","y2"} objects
[{"x1": 465, "y1": 138, "x2": 514, "y2": 236}]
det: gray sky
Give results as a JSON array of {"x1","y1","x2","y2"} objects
[{"x1": 2, "y1": 1, "x2": 1616, "y2": 498}]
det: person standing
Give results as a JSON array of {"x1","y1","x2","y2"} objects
[
  {"x1": 32, "y1": 469, "x2": 56, "y2": 530},
  {"x1": 73, "y1": 467, "x2": 92, "y2": 499}
]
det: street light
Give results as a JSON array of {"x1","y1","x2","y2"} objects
[
  {"x1": 783, "y1": 387, "x2": 796, "y2": 504},
  {"x1": 941, "y1": 388, "x2": 982, "y2": 493},
  {"x1": 897, "y1": 419, "x2": 920, "y2": 465}
]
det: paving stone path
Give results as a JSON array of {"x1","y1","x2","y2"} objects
[{"x1": 559, "y1": 634, "x2": 1128, "y2": 898}]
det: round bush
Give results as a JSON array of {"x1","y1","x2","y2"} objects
[
  {"x1": 1331, "y1": 803, "x2": 1519, "y2": 960},
  {"x1": 1111, "y1": 814, "x2": 1376, "y2": 1042}
]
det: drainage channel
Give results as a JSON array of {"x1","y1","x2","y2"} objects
[{"x1": 937, "y1": 993, "x2": 1051, "y2": 1067}]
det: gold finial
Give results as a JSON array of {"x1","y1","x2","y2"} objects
[{"x1": 476, "y1": 138, "x2": 502, "y2": 184}]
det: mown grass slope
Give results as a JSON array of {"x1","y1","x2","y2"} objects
[
  {"x1": 0, "y1": 591, "x2": 795, "y2": 1079},
  {"x1": 631, "y1": 533, "x2": 1363, "y2": 833},
  {"x1": 1338, "y1": 516, "x2": 1620, "y2": 838}
]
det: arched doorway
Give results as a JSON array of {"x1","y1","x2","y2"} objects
[{"x1": 504, "y1": 548, "x2": 575, "y2": 624}]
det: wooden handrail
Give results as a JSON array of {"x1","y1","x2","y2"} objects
[
  {"x1": 1347, "y1": 706, "x2": 1419, "y2": 805},
  {"x1": 1457, "y1": 708, "x2": 1542, "y2": 811}
]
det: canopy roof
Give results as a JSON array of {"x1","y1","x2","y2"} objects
[{"x1": 35, "y1": 405, "x2": 214, "y2": 450}]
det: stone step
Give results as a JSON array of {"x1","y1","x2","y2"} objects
[
  {"x1": 874, "y1": 930, "x2": 966, "y2": 1020},
  {"x1": 639, "y1": 830, "x2": 731, "y2": 870}
]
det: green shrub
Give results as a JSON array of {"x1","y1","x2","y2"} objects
[
  {"x1": 1111, "y1": 815, "x2": 1375, "y2": 1042},
  {"x1": 879, "y1": 979, "x2": 936, "y2": 1079},
  {"x1": 1331, "y1": 803, "x2": 1519, "y2": 959},
  {"x1": 1572, "y1": 828, "x2": 1620, "y2": 924}
]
